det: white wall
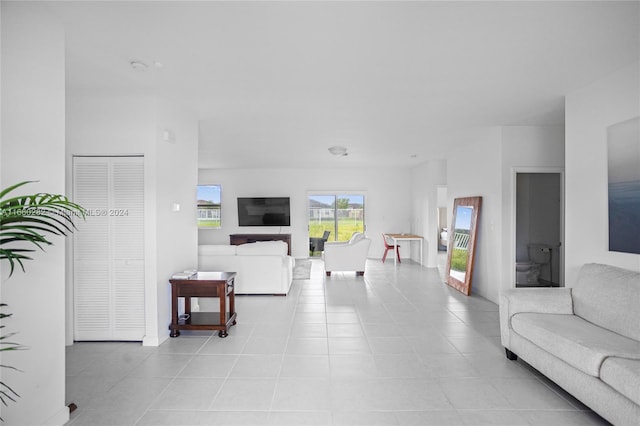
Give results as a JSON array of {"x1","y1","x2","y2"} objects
[
  {"x1": 153, "y1": 99, "x2": 198, "y2": 343},
  {"x1": 430, "y1": 125, "x2": 564, "y2": 303},
  {"x1": 501, "y1": 126, "x2": 565, "y2": 289},
  {"x1": 66, "y1": 93, "x2": 198, "y2": 345},
  {"x1": 410, "y1": 160, "x2": 447, "y2": 267},
  {"x1": 1, "y1": 4, "x2": 69, "y2": 424},
  {"x1": 445, "y1": 127, "x2": 503, "y2": 302},
  {"x1": 198, "y1": 168, "x2": 412, "y2": 260},
  {"x1": 565, "y1": 60, "x2": 640, "y2": 285}
]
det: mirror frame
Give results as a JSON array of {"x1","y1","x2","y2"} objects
[{"x1": 445, "y1": 196, "x2": 482, "y2": 296}]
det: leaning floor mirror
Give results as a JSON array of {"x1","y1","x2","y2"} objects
[{"x1": 445, "y1": 196, "x2": 482, "y2": 296}]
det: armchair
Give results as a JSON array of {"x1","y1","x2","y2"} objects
[{"x1": 322, "y1": 232, "x2": 371, "y2": 276}]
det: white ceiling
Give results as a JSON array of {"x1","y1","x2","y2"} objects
[{"x1": 44, "y1": 1, "x2": 639, "y2": 169}]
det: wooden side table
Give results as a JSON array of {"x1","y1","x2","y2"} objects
[{"x1": 169, "y1": 272, "x2": 237, "y2": 338}]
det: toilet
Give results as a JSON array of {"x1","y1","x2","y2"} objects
[{"x1": 516, "y1": 244, "x2": 552, "y2": 285}]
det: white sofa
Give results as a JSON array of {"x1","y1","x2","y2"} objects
[
  {"x1": 322, "y1": 232, "x2": 371, "y2": 276},
  {"x1": 500, "y1": 263, "x2": 640, "y2": 425},
  {"x1": 198, "y1": 241, "x2": 293, "y2": 295}
]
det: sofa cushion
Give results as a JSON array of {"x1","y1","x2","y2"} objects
[
  {"x1": 572, "y1": 263, "x2": 640, "y2": 341},
  {"x1": 600, "y1": 357, "x2": 640, "y2": 406},
  {"x1": 236, "y1": 241, "x2": 287, "y2": 256},
  {"x1": 198, "y1": 245, "x2": 237, "y2": 255},
  {"x1": 511, "y1": 312, "x2": 640, "y2": 377}
]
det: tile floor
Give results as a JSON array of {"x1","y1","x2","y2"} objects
[{"x1": 66, "y1": 257, "x2": 608, "y2": 425}]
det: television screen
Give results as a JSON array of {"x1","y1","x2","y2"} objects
[{"x1": 237, "y1": 197, "x2": 291, "y2": 226}]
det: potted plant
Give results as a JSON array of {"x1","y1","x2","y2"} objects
[{"x1": 0, "y1": 181, "x2": 84, "y2": 418}]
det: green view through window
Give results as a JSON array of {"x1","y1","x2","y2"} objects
[
  {"x1": 197, "y1": 185, "x2": 221, "y2": 228},
  {"x1": 308, "y1": 194, "x2": 365, "y2": 246}
]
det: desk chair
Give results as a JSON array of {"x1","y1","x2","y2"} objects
[{"x1": 382, "y1": 233, "x2": 401, "y2": 263}]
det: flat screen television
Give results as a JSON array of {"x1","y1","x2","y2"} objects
[{"x1": 237, "y1": 197, "x2": 291, "y2": 226}]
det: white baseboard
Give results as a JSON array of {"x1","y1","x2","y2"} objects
[
  {"x1": 142, "y1": 335, "x2": 160, "y2": 346},
  {"x1": 142, "y1": 333, "x2": 169, "y2": 347},
  {"x1": 43, "y1": 405, "x2": 70, "y2": 426}
]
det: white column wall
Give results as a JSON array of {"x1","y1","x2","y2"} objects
[
  {"x1": 153, "y1": 98, "x2": 198, "y2": 345},
  {"x1": 66, "y1": 94, "x2": 158, "y2": 346},
  {"x1": 1, "y1": 4, "x2": 69, "y2": 424},
  {"x1": 66, "y1": 93, "x2": 198, "y2": 346}
]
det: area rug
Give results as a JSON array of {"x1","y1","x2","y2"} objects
[{"x1": 292, "y1": 258, "x2": 312, "y2": 280}]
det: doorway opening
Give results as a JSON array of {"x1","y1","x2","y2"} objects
[
  {"x1": 437, "y1": 207, "x2": 448, "y2": 252},
  {"x1": 515, "y1": 172, "x2": 563, "y2": 288}
]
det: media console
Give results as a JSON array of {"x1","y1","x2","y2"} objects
[{"x1": 229, "y1": 233, "x2": 291, "y2": 255}]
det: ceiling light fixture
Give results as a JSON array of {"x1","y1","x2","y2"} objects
[{"x1": 328, "y1": 146, "x2": 348, "y2": 156}]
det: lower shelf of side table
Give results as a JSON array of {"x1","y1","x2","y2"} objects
[{"x1": 170, "y1": 312, "x2": 237, "y2": 338}]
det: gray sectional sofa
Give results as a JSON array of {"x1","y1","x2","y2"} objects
[{"x1": 500, "y1": 263, "x2": 640, "y2": 425}]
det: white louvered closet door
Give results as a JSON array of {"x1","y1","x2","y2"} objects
[{"x1": 73, "y1": 156, "x2": 145, "y2": 341}]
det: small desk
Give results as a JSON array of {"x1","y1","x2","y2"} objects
[
  {"x1": 385, "y1": 234, "x2": 424, "y2": 266},
  {"x1": 169, "y1": 272, "x2": 237, "y2": 338}
]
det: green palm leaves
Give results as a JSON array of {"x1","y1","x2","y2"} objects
[
  {"x1": 0, "y1": 181, "x2": 85, "y2": 277},
  {"x1": 0, "y1": 304, "x2": 22, "y2": 416},
  {"x1": 0, "y1": 181, "x2": 85, "y2": 420}
]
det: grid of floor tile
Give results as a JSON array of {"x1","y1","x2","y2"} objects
[{"x1": 66, "y1": 258, "x2": 608, "y2": 425}]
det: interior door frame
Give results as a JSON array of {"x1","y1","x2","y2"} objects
[
  {"x1": 67, "y1": 154, "x2": 148, "y2": 345},
  {"x1": 510, "y1": 167, "x2": 565, "y2": 288}
]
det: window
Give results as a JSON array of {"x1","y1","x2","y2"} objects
[
  {"x1": 308, "y1": 194, "x2": 365, "y2": 244},
  {"x1": 197, "y1": 185, "x2": 221, "y2": 228}
]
